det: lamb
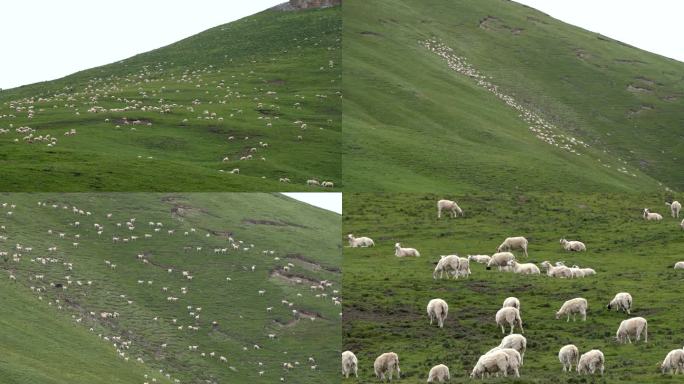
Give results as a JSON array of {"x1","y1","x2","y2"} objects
[
  {"x1": 437, "y1": 199, "x2": 463, "y2": 218},
  {"x1": 394, "y1": 243, "x2": 420, "y2": 257},
  {"x1": 496, "y1": 236, "x2": 528, "y2": 257},
  {"x1": 498, "y1": 334, "x2": 526, "y2": 365},
  {"x1": 555, "y1": 298, "x2": 588, "y2": 322},
  {"x1": 661, "y1": 349, "x2": 684, "y2": 374},
  {"x1": 502, "y1": 297, "x2": 520, "y2": 310},
  {"x1": 433, "y1": 255, "x2": 470, "y2": 279},
  {"x1": 341, "y1": 350, "x2": 358, "y2": 378},
  {"x1": 607, "y1": 292, "x2": 632, "y2": 314},
  {"x1": 427, "y1": 364, "x2": 450, "y2": 382},
  {"x1": 467, "y1": 254, "x2": 491, "y2": 264},
  {"x1": 347, "y1": 234, "x2": 374, "y2": 248},
  {"x1": 666, "y1": 201, "x2": 681, "y2": 218},
  {"x1": 487, "y1": 252, "x2": 515, "y2": 271},
  {"x1": 496, "y1": 307, "x2": 524, "y2": 334},
  {"x1": 540, "y1": 261, "x2": 573, "y2": 278},
  {"x1": 307, "y1": 179, "x2": 320, "y2": 186},
  {"x1": 643, "y1": 208, "x2": 663, "y2": 221},
  {"x1": 558, "y1": 344, "x2": 579, "y2": 372},
  {"x1": 470, "y1": 350, "x2": 511, "y2": 379},
  {"x1": 577, "y1": 349, "x2": 604, "y2": 375},
  {"x1": 507, "y1": 260, "x2": 540, "y2": 275},
  {"x1": 616, "y1": 316, "x2": 648, "y2": 343},
  {"x1": 374, "y1": 352, "x2": 400, "y2": 381},
  {"x1": 560, "y1": 238, "x2": 586, "y2": 252},
  {"x1": 427, "y1": 298, "x2": 449, "y2": 328},
  {"x1": 321, "y1": 181, "x2": 334, "y2": 188},
  {"x1": 675, "y1": 261, "x2": 684, "y2": 269}
]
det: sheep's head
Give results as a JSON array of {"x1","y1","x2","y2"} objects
[
  {"x1": 394, "y1": 242, "x2": 400, "y2": 248},
  {"x1": 347, "y1": 234, "x2": 353, "y2": 239},
  {"x1": 606, "y1": 302, "x2": 613, "y2": 310},
  {"x1": 555, "y1": 311, "x2": 561, "y2": 319}
]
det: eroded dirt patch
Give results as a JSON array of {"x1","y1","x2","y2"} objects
[{"x1": 285, "y1": 253, "x2": 340, "y2": 273}]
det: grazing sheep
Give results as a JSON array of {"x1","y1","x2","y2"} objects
[
  {"x1": 321, "y1": 181, "x2": 334, "y2": 188},
  {"x1": 558, "y1": 344, "x2": 579, "y2": 372},
  {"x1": 560, "y1": 238, "x2": 586, "y2": 252},
  {"x1": 666, "y1": 201, "x2": 681, "y2": 218},
  {"x1": 507, "y1": 260, "x2": 541, "y2": 275},
  {"x1": 433, "y1": 255, "x2": 470, "y2": 279},
  {"x1": 577, "y1": 349, "x2": 604, "y2": 375},
  {"x1": 427, "y1": 364, "x2": 450, "y2": 382},
  {"x1": 675, "y1": 261, "x2": 684, "y2": 269},
  {"x1": 496, "y1": 237, "x2": 528, "y2": 257},
  {"x1": 437, "y1": 199, "x2": 463, "y2": 218},
  {"x1": 470, "y1": 350, "x2": 511, "y2": 379},
  {"x1": 347, "y1": 234, "x2": 375, "y2": 248},
  {"x1": 307, "y1": 179, "x2": 320, "y2": 186},
  {"x1": 502, "y1": 297, "x2": 520, "y2": 310},
  {"x1": 496, "y1": 307, "x2": 524, "y2": 334},
  {"x1": 341, "y1": 350, "x2": 358, "y2": 378},
  {"x1": 487, "y1": 252, "x2": 515, "y2": 271},
  {"x1": 498, "y1": 334, "x2": 526, "y2": 365},
  {"x1": 427, "y1": 298, "x2": 449, "y2": 328},
  {"x1": 643, "y1": 208, "x2": 663, "y2": 221},
  {"x1": 374, "y1": 352, "x2": 400, "y2": 381},
  {"x1": 394, "y1": 243, "x2": 420, "y2": 257},
  {"x1": 616, "y1": 317, "x2": 648, "y2": 343},
  {"x1": 661, "y1": 349, "x2": 684, "y2": 374},
  {"x1": 555, "y1": 298, "x2": 588, "y2": 322},
  {"x1": 467, "y1": 254, "x2": 491, "y2": 264},
  {"x1": 607, "y1": 292, "x2": 632, "y2": 314}
]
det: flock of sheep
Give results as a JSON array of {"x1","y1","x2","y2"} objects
[{"x1": 343, "y1": 198, "x2": 684, "y2": 381}]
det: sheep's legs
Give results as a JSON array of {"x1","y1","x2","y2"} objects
[{"x1": 501, "y1": 325, "x2": 505, "y2": 334}]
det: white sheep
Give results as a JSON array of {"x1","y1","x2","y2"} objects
[
  {"x1": 540, "y1": 261, "x2": 573, "y2": 278},
  {"x1": 487, "y1": 252, "x2": 515, "y2": 271},
  {"x1": 394, "y1": 243, "x2": 420, "y2": 257},
  {"x1": 321, "y1": 181, "x2": 334, "y2": 188},
  {"x1": 666, "y1": 201, "x2": 681, "y2": 218},
  {"x1": 437, "y1": 199, "x2": 463, "y2": 218},
  {"x1": 427, "y1": 364, "x2": 450, "y2": 382},
  {"x1": 467, "y1": 254, "x2": 491, "y2": 264},
  {"x1": 555, "y1": 298, "x2": 588, "y2": 322},
  {"x1": 681, "y1": 219, "x2": 684, "y2": 230},
  {"x1": 496, "y1": 236, "x2": 528, "y2": 257},
  {"x1": 560, "y1": 238, "x2": 586, "y2": 252},
  {"x1": 427, "y1": 298, "x2": 449, "y2": 328},
  {"x1": 502, "y1": 297, "x2": 520, "y2": 310},
  {"x1": 341, "y1": 350, "x2": 358, "y2": 378},
  {"x1": 470, "y1": 350, "x2": 511, "y2": 379},
  {"x1": 577, "y1": 349, "x2": 604, "y2": 375},
  {"x1": 643, "y1": 208, "x2": 663, "y2": 221},
  {"x1": 433, "y1": 255, "x2": 470, "y2": 279},
  {"x1": 496, "y1": 307, "x2": 524, "y2": 334},
  {"x1": 307, "y1": 179, "x2": 320, "y2": 186},
  {"x1": 616, "y1": 316, "x2": 648, "y2": 343},
  {"x1": 558, "y1": 344, "x2": 579, "y2": 372},
  {"x1": 347, "y1": 234, "x2": 374, "y2": 248},
  {"x1": 507, "y1": 260, "x2": 540, "y2": 275},
  {"x1": 675, "y1": 261, "x2": 684, "y2": 269},
  {"x1": 374, "y1": 352, "x2": 400, "y2": 381},
  {"x1": 498, "y1": 334, "x2": 526, "y2": 365},
  {"x1": 661, "y1": 349, "x2": 684, "y2": 374},
  {"x1": 607, "y1": 292, "x2": 632, "y2": 314}
]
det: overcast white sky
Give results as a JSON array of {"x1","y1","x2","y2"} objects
[{"x1": 282, "y1": 193, "x2": 342, "y2": 214}]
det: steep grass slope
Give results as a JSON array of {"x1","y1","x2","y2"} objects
[
  {"x1": 343, "y1": 192, "x2": 684, "y2": 383},
  {"x1": 0, "y1": 6, "x2": 340, "y2": 191},
  {"x1": 343, "y1": 0, "x2": 684, "y2": 193},
  {"x1": 0, "y1": 193, "x2": 341, "y2": 383}
]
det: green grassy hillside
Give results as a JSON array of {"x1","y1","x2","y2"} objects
[
  {"x1": 343, "y1": 192, "x2": 684, "y2": 383},
  {"x1": 0, "y1": 193, "x2": 341, "y2": 383},
  {"x1": 343, "y1": 0, "x2": 684, "y2": 193},
  {"x1": 0, "y1": 6, "x2": 340, "y2": 191}
]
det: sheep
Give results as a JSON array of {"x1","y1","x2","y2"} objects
[
  {"x1": 507, "y1": 260, "x2": 540, "y2": 275},
  {"x1": 495, "y1": 348, "x2": 522, "y2": 377},
  {"x1": 394, "y1": 243, "x2": 420, "y2": 257},
  {"x1": 347, "y1": 234, "x2": 374, "y2": 248},
  {"x1": 306, "y1": 179, "x2": 320, "y2": 186},
  {"x1": 321, "y1": 181, "x2": 334, "y2": 188},
  {"x1": 607, "y1": 292, "x2": 632, "y2": 314},
  {"x1": 681, "y1": 219, "x2": 684, "y2": 230},
  {"x1": 433, "y1": 255, "x2": 470, "y2": 279},
  {"x1": 498, "y1": 334, "x2": 526, "y2": 365},
  {"x1": 495, "y1": 307, "x2": 524, "y2": 334},
  {"x1": 437, "y1": 199, "x2": 463, "y2": 218},
  {"x1": 470, "y1": 350, "x2": 511, "y2": 379},
  {"x1": 427, "y1": 298, "x2": 449, "y2": 328},
  {"x1": 374, "y1": 352, "x2": 400, "y2": 381},
  {"x1": 577, "y1": 349, "x2": 604, "y2": 375},
  {"x1": 427, "y1": 364, "x2": 450, "y2": 382},
  {"x1": 341, "y1": 350, "x2": 358, "y2": 378},
  {"x1": 486, "y1": 252, "x2": 515, "y2": 271},
  {"x1": 661, "y1": 349, "x2": 684, "y2": 374},
  {"x1": 616, "y1": 316, "x2": 648, "y2": 343},
  {"x1": 666, "y1": 201, "x2": 681, "y2": 218},
  {"x1": 540, "y1": 261, "x2": 573, "y2": 278},
  {"x1": 555, "y1": 298, "x2": 588, "y2": 322},
  {"x1": 558, "y1": 344, "x2": 579, "y2": 372},
  {"x1": 502, "y1": 297, "x2": 520, "y2": 310},
  {"x1": 643, "y1": 208, "x2": 663, "y2": 221},
  {"x1": 559, "y1": 238, "x2": 586, "y2": 252},
  {"x1": 675, "y1": 261, "x2": 684, "y2": 269},
  {"x1": 496, "y1": 236, "x2": 528, "y2": 257},
  {"x1": 467, "y1": 254, "x2": 491, "y2": 264}
]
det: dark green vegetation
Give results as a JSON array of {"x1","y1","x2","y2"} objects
[
  {"x1": 0, "y1": 193, "x2": 341, "y2": 383},
  {"x1": 343, "y1": 0, "x2": 684, "y2": 193},
  {"x1": 0, "y1": 7, "x2": 340, "y2": 191},
  {"x1": 343, "y1": 192, "x2": 684, "y2": 383}
]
